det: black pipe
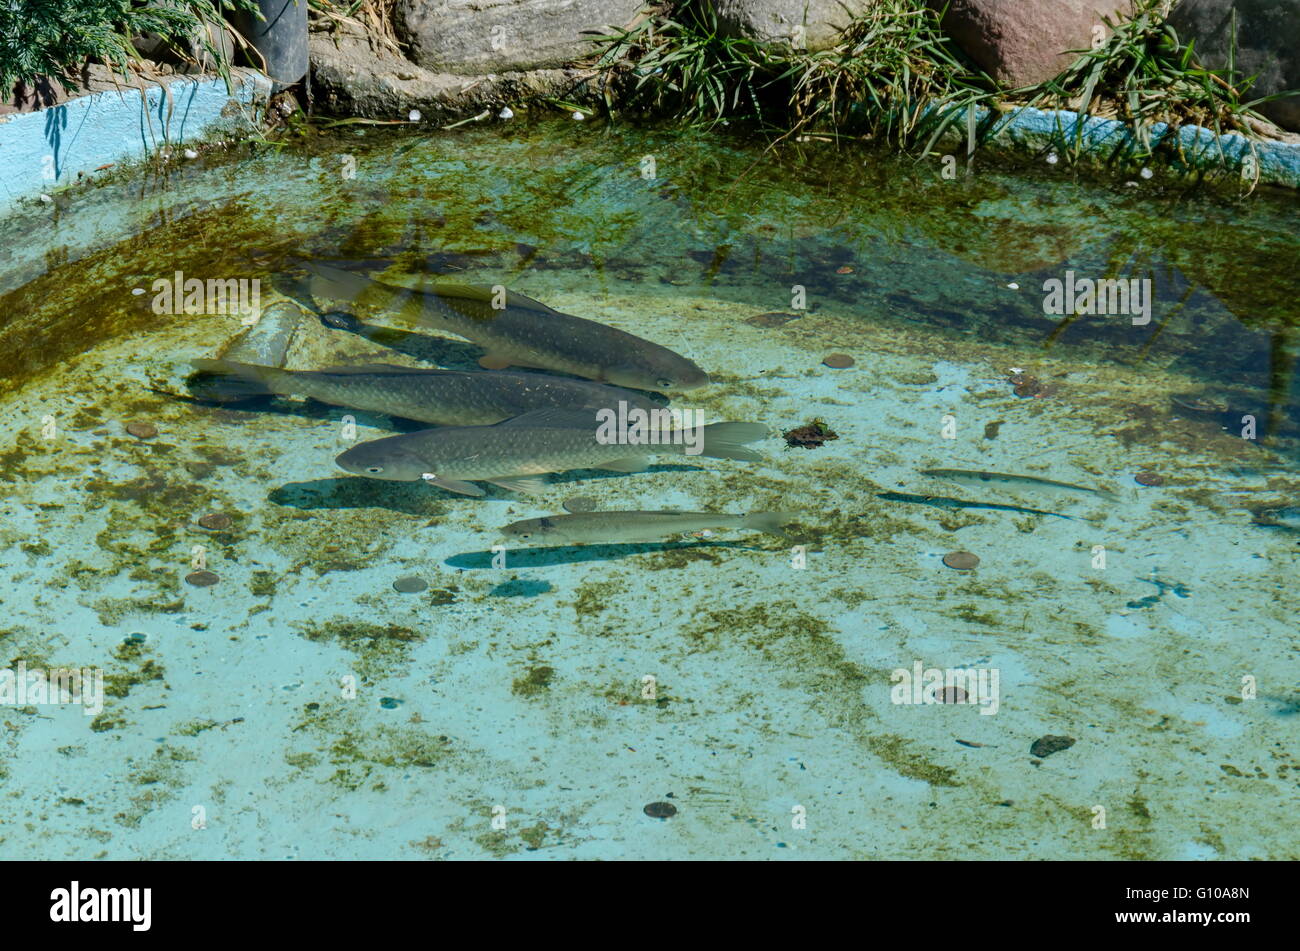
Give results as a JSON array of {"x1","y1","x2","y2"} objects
[{"x1": 232, "y1": 0, "x2": 309, "y2": 92}]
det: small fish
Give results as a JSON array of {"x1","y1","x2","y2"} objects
[
  {"x1": 1251, "y1": 505, "x2": 1300, "y2": 530},
  {"x1": 305, "y1": 262, "x2": 710, "y2": 392},
  {"x1": 920, "y1": 468, "x2": 1116, "y2": 499},
  {"x1": 336, "y1": 408, "x2": 768, "y2": 496},
  {"x1": 501, "y1": 510, "x2": 799, "y2": 544},
  {"x1": 188, "y1": 358, "x2": 664, "y2": 425},
  {"x1": 876, "y1": 491, "x2": 1073, "y2": 520}
]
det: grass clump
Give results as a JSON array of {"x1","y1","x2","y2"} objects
[
  {"x1": 596, "y1": 0, "x2": 989, "y2": 147},
  {"x1": 1017, "y1": 0, "x2": 1294, "y2": 161},
  {"x1": 594, "y1": 0, "x2": 1295, "y2": 169},
  {"x1": 0, "y1": 0, "x2": 259, "y2": 93}
]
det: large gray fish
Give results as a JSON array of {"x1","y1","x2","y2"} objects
[
  {"x1": 306, "y1": 262, "x2": 710, "y2": 393},
  {"x1": 502, "y1": 510, "x2": 798, "y2": 544},
  {"x1": 336, "y1": 409, "x2": 768, "y2": 496},
  {"x1": 189, "y1": 358, "x2": 665, "y2": 425}
]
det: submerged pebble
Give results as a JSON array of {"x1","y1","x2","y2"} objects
[
  {"x1": 823, "y1": 353, "x2": 855, "y2": 369},
  {"x1": 942, "y1": 551, "x2": 980, "y2": 571},
  {"x1": 197, "y1": 513, "x2": 233, "y2": 531},
  {"x1": 379, "y1": 697, "x2": 403, "y2": 709},
  {"x1": 563, "y1": 496, "x2": 598, "y2": 513},
  {"x1": 1135, "y1": 471, "x2": 1164, "y2": 486},
  {"x1": 1029, "y1": 735, "x2": 1076, "y2": 758},
  {"x1": 643, "y1": 801, "x2": 677, "y2": 819},
  {"x1": 186, "y1": 570, "x2": 220, "y2": 587},
  {"x1": 393, "y1": 576, "x2": 428, "y2": 593},
  {"x1": 125, "y1": 421, "x2": 157, "y2": 439}
]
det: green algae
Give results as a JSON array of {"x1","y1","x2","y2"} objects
[
  {"x1": 295, "y1": 618, "x2": 425, "y2": 680},
  {"x1": 512, "y1": 665, "x2": 556, "y2": 698}
]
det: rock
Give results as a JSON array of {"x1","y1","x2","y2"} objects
[
  {"x1": 1166, "y1": 0, "x2": 1300, "y2": 132},
  {"x1": 932, "y1": 0, "x2": 1135, "y2": 88},
  {"x1": 707, "y1": 0, "x2": 875, "y2": 51},
  {"x1": 395, "y1": 0, "x2": 643, "y2": 74},
  {"x1": 1029, "y1": 734, "x2": 1076, "y2": 758},
  {"x1": 309, "y1": 20, "x2": 603, "y2": 119}
]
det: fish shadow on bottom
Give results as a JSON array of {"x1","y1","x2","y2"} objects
[
  {"x1": 268, "y1": 464, "x2": 709, "y2": 514},
  {"x1": 180, "y1": 387, "x2": 418, "y2": 434},
  {"x1": 445, "y1": 540, "x2": 747, "y2": 569},
  {"x1": 269, "y1": 478, "x2": 447, "y2": 515}
]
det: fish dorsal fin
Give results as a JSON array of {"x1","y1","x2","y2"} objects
[
  {"x1": 416, "y1": 282, "x2": 559, "y2": 316},
  {"x1": 495, "y1": 408, "x2": 605, "y2": 428},
  {"x1": 320, "y1": 363, "x2": 453, "y2": 376}
]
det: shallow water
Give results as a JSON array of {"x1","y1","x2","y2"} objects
[{"x1": 0, "y1": 119, "x2": 1297, "y2": 859}]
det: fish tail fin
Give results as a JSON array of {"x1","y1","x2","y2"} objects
[
  {"x1": 188, "y1": 358, "x2": 279, "y2": 401},
  {"x1": 695, "y1": 422, "x2": 769, "y2": 462},
  {"x1": 742, "y1": 511, "x2": 799, "y2": 539},
  {"x1": 305, "y1": 262, "x2": 376, "y2": 303}
]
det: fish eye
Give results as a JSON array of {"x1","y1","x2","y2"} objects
[
  {"x1": 656, "y1": 378, "x2": 673, "y2": 388},
  {"x1": 366, "y1": 466, "x2": 383, "y2": 474}
]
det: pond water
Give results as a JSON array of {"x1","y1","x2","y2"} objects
[{"x1": 0, "y1": 118, "x2": 1296, "y2": 860}]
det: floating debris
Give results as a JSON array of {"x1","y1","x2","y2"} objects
[
  {"x1": 197, "y1": 513, "x2": 233, "y2": 531},
  {"x1": 1009, "y1": 370, "x2": 1044, "y2": 398},
  {"x1": 643, "y1": 801, "x2": 677, "y2": 819},
  {"x1": 783, "y1": 418, "x2": 839, "y2": 449},
  {"x1": 744, "y1": 312, "x2": 800, "y2": 328},
  {"x1": 379, "y1": 697, "x2": 403, "y2": 709},
  {"x1": 562, "y1": 496, "x2": 598, "y2": 513},
  {"x1": 823, "y1": 353, "x2": 855, "y2": 369},
  {"x1": 125, "y1": 421, "x2": 158, "y2": 439},
  {"x1": 185, "y1": 570, "x2": 220, "y2": 587},
  {"x1": 942, "y1": 551, "x2": 980, "y2": 571},
  {"x1": 1029, "y1": 735, "x2": 1075, "y2": 758},
  {"x1": 1134, "y1": 471, "x2": 1164, "y2": 486},
  {"x1": 393, "y1": 576, "x2": 428, "y2": 594},
  {"x1": 983, "y1": 420, "x2": 1004, "y2": 440},
  {"x1": 836, "y1": 266, "x2": 854, "y2": 274}
]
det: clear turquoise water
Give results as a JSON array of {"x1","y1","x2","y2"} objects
[{"x1": 0, "y1": 119, "x2": 1296, "y2": 859}]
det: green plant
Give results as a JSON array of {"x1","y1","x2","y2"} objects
[
  {"x1": 0, "y1": 0, "x2": 258, "y2": 93},
  {"x1": 594, "y1": 2, "x2": 778, "y2": 128},
  {"x1": 594, "y1": 0, "x2": 1295, "y2": 172},
  {"x1": 594, "y1": 1, "x2": 992, "y2": 145},
  {"x1": 1021, "y1": 0, "x2": 1285, "y2": 160}
]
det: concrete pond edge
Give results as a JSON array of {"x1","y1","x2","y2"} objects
[
  {"x1": 0, "y1": 70, "x2": 273, "y2": 213},
  {"x1": 1, "y1": 71, "x2": 1297, "y2": 214},
  {"x1": 930, "y1": 103, "x2": 1300, "y2": 188}
]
